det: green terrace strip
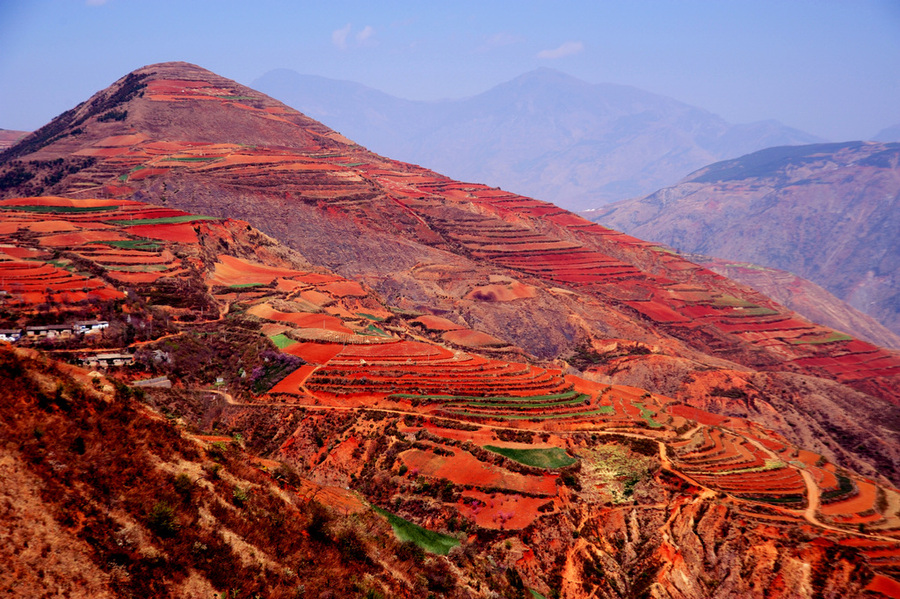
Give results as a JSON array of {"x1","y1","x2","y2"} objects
[
  {"x1": 269, "y1": 334, "x2": 297, "y2": 350},
  {"x1": 682, "y1": 459, "x2": 787, "y2": 476},
  {"x1": 444, "y1": 407, "x2": 614, "y2": 421},
  {"x1": 101, "y1": 264, "x2": 171, "y2": 272},
  {"x1": 0, "y1": 204, "x2": 119, "y2": 213},
  {"x1": 529, "y1": 590, "x2": 549, "y2": 599},
  {"x1": 633, "y1": 402, "x2": 663, "y2": 428},
  {"x1": 362, "y1": 324, "x2": 391, "y2": 337},
  {"x1": 357, "y1": 313, "x2": 385, "y2": 322},
  {"x1": 215, "y1": 95, "x2": 256, "y2": 100},
  {"x1": 158, "y1": 156, "x2": 221, "y2": 162},
  {"x1": 451, "y1": 396, "x2": 589, "y2": 410},
  {"x1": 104, "y1": 215, "x2": 219, "y2": 226},
  {"x1": 390, "y1": 390, "x2": 581, "y2": 403},
  {"x1": 372, "y1": 507, "x2": 460, "y2": 555},
  {"x1": 727, "y1": 306, "x2": 780, "y2": 317},
  {"x1": 483, "y1": 445, "x2": 577, "y2": 469},
  {"x1": 228, "y1": 283, "x2": 266, "y2": 289},
  {"x1": 97, "y1": 239, "x2": 161, "y2": 251},
  {"x1": 790, "y1": 331, "x2": 853, "y2": 345}
]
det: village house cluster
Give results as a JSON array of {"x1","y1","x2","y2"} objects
[{"x1": 0, "y1": 319, "x2": 109, "y2": 342}]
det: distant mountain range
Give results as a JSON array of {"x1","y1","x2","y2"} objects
[
  {"x1": 0, "y1": 129, "x2": 27, "y2": 151},
  {"x1": 252, "y1": 68, "x2": 822, "y2": 211},
  {"x1": 875, "y1": 124, "x2": 900, "y2": 142},
  {"x1": 593, "y1": 141, "x2": 900, "y2": 343}
]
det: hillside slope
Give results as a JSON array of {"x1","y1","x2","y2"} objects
[
  {"x1": 593, "y1": 142, "x2": 900, "y2": 340},
  {"x1": 0, "y1": 193, "x2": 897, "y2": 597},
  {"x1": 0, "y1": 64, "x2": 899, "y2": 596}
]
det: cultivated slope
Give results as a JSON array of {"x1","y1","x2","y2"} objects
[
  {"x1": 0, "y1": 194, "x2": 898, "y2": 597},
  {"x1": 252, "y1": 68, "x2": 820, "y2": 210},
  {"x1": 593, "y1": 142, "x2": 900, "y2": 340},
  {"x1": 1, "y1": 62, "x2": 899, "y2": 481}
]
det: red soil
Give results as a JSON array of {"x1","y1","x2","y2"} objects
[
  {"x1": 0, "y1": 196, "x2": 122, "y2": 208},
  {"x1": 0, "y1": 247, "x2": 49, "y2": 260},
  {"x1": 208, "y1": 255, "x2": 309, "y2": 286},
  {"x1": 412, "y1": 315, "x2": 463, "y2": 332},
  {"x1": 667, "y1": 404, "x2": 728, "y2": 426},
  {"x1": 465, "y1": 282, "x2": 537, "y2": 302},
  {"x1": 458, "y1": 490, "x2": 549, "y2": 530},
  {"x1": 39, "y1": 231, "x2": 128, "y2": 247},
  {"x1": 247, "y1": 304, "x2": 352, "y2": 333},
  {"x1": 820, "y1": 479, "x2": 878, "y2": 515},
  {"x1": 442, "y1": 329, "x2": 506, "y2": 348},
  {"x1": 124, "y1": 223, "x2": 199, "y2": 244},
  {"x1": 282, "y1": 342, "x2": 344, "y2": 364},
  {"x1": 400, "y1": 448, "x2": 557, "y2": 495},
  {"x1": 270, "y1": 364, "x2": 317, "y2": 394},
  {"x1": 322, "y1": 281, "x2": 367, "y2": 298},
  {"x1": 865, "y1": 574, "x2": 900, "y2": 598}
]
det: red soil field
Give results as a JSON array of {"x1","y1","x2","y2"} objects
[
  {"x1": 667, "y1": 404, "x2": 728, "y2": 426},
  {"x1": 465, "y1": 282, "x2": 536, "y2": 302},
  {"x1": 442, "y1": 329, "x2": 506, "y2": 348},
  {"x1": 282, "y1": 342, "x2": 344, "y2": 364},
  {"x1": 270, "y1": 364, "x2": 317, "y2": 394},
  {"x1": 124, "y1": 223, "x2": 199, "y2": 243},
  {"x1": 322, "y1": 281, "x2": 367, "y2": 298},
  {"x1": 0, "y1": 247, "x2": 50, "y2": 260},
  {"x1": 412, "y1": 315, "x2": 463, "y2": 332},
  {"x1": 39, "y1": 230, "x2": 129, "y2": 247},
  {"x1": 106, "y1": 271, "x2": 174, "y2": 284},
  {"x1": 421, "y1": 422, "x2": 498, "y2": 445},
  {"x1": 0, "y1": 196, "x2": 122, "y2": 208},
  {"x1": 820, "y1": 479, "x2": 878, "y2": 516},
  {"x1": 336, "y1": 340, "x2": 448, "y2": 360},
  {"x1": 105, "y1": 209, "x2": 192, "y2": 222},
  {"x1": 247, "y1": 304, "x2": 352, "y2": 333},
  {"x1": 208, "y1": 255, "x2": 309, "y2": 286},
  {"x1": 865, "y1": 574, "x2": 900, "y2": 598},
  {"x1": 458, "y1": 490, "x2": 549, "y2": 530},
  {"x1": 400, "y1": 448, "x2": 557, "y2": 495},
  {"x1": 128, "y1": 168, "x2": 171, "y2": 181},
  {"x1": 27, "y1": 220, "x2": 80, "y2": 233},
  {"x1": 624, "y1": 300, "x2": 692, "y2": 323}
]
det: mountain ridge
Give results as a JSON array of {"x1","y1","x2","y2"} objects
[
  {"x1": 593, "y1": 141, "x2": 900, "y2": 341},
  {"x1": 251, "y1": 67, "x2": 822, "y2": 210}
]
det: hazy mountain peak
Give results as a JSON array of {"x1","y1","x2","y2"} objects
[{"x1": 253, "y1": 69, "x2": 821, "y2": 210}]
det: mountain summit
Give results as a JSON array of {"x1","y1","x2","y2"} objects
[{"x1": 252, "y1": 67, "x2": 821, "y2": 210}]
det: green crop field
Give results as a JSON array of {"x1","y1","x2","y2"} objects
[
  {"x1": 790, "y1": 331, "x2": 852, "y2": 345},
  {"x1": 391, "y1": 390, "x2": 580, "y2": 403},
  {"x1": 269, "y1": 334, "x2": 296, "y2": 349},
  {"x1": 98, "y1": 239, "x2": 161, "y2": 251},
  {"x1": 0, "y1": 204, "x2": 118, "y2": 214},
  {"x1": 483, "y1": 445, "x2": 577, "y2": 469},
  {"x1": 159, "y1": 156, "x2": 220, "y2": 162},
  {"x1": 102, "y1": 264, "x2": 171, "y2": 272},
  {"x1": 633, "y1": 402, "x2": 663, "y2": 428},
  {"x1": 106, "y1": 215, "x2": 219, "y2": 226},
  {"x1": 373, "y1": 507, "x2": 459, "y2": 555},
  {"x1": 458, "y1": 395, "x2": 588, "y2": 410},
  {"x1": 445, "y1": 406, "x2": 614, "y2": 421}
]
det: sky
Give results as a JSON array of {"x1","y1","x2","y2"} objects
[{"x1": 1, "y1": 0, "x2": 899, "y2": 141}]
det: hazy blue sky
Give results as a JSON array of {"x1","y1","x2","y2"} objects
[{"x1": 1, "y1": 0, "x2": 898, "y2": 140}]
